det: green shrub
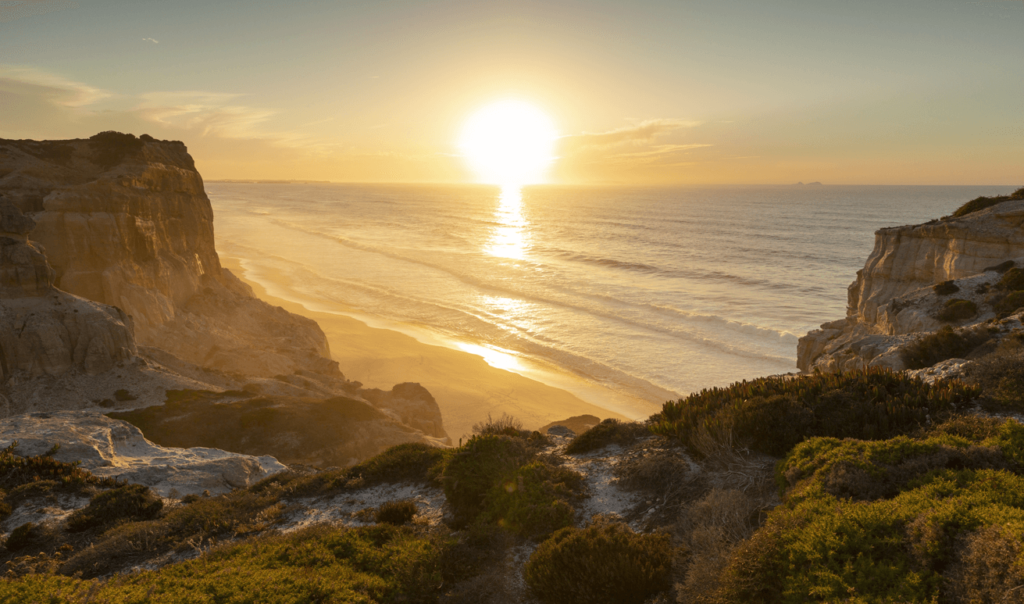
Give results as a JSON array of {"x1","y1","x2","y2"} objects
[
  {"x1": 4, "y1": 523, "x2": 37, "y2": 552},
  {"x1": 936, "y1": 298, "x2": 978, "y2": 322},
  {"x1": 347, "y1": 442, "x2": 451, "y2": 487},
  {"x1": 951, "y1": 187, "x2": 1024, "y2": 217},
  {"x1": 0, "y1": 442, "x2": 118, "y2": 521},
  {"x1": 8, "y1": 524, "x2": 450, "y2": 603},
  {"x1": 945, "y1": 524, "x2": 1024, "y2": 603},
  {"x1": 722, "y1": 461, "x2": 1024, "y2": 601},
  {"x1": 524, "y1": 520, "x2": 674, "y2": 604},
  {"x1": 480, "y1": 461, "x2": 584, "y2": 539},
  {"x1": 777, "y1": 433, "x2": 1008, "y2": 502},
  {"x1": 998, "y1": 267, "x2": 1024, "y2": 291},
  {"x1": 650, "y1": 368, "x2": 978, "y2": 458},
  {"x1": 933, "y1": 280, "x2": 960, "y2": 295},
  {"x1": 565, "y1": 419, "x2": 649, "y2": 454},
  {"x1": 66, "y1": 484, "x2": 163, "y2": 532},
  {"x1": 472, "y1": 413, "x2": 525, "y2": 437},
  {"x1": 376, "y1": 500, "x2": 418, "y2": 525},
  {"x1": 88, "y1": 131, "x2": 144, "y2": 168},
  {"x1": 901, "y1": 325, "x2": 992, "y2": 369},
  {"x1": 928, "y1": 414, "x2": 1003, "y2": 441},
  {"x1": 441, "y1": 435, "x2": 532, "y2": 526},
  {"x1": 993, "y1": 290, "x2": 1024, "y2": 317},
  {"x1": 965, "y1": 337, "x2": 1024, "y2": 411}
]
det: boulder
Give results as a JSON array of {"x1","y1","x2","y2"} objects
[{"x1": 0, "y1": 412, "x2": 285, "y2": 496}]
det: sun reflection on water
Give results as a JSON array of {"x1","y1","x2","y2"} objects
[{"x1": 484, "y1": 186, "x2": 529, "y2": 260}]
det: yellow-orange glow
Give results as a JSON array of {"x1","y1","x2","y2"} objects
[{"x1": 459, "y1": 100, "x2": 557, "y2": 186}]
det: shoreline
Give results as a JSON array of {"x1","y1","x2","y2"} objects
[{"x1": 220, "y1": 256, "x2": 647, "y2": 440}]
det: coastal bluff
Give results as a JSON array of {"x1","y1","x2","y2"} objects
[
  {"x1": 0, "y1": 132, "x2": 450, "y2": 471},
  {"x1": 798, "y1": 192, "x2": 1024, "y2": 373},
  {"x1": 0, "y1": 133, "x2": 333, "y2": 378}
]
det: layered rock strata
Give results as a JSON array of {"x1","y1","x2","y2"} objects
[
  {"x1": 0, "y1": 135, "x2": 335, "y2": 377},
  {"x1": 798, "y1": 198, "x2": 1024, "y2": 373}
]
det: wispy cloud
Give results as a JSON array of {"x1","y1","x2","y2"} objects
[
  {"x1": 560, "y1": 119, "x2": 700, "y2": 153},
  {"x1": 142, "y1": 37, "x2": 159, "y2": 44},
  {"x1": 0, "y1": 0, "x2": 77, "y2": 24},
  {"x1": 134, "y1": 91, "x2": 276, "y2": 139},
  {"x1": 0, "y1": 65, "x2": 109, "y2": 107}
]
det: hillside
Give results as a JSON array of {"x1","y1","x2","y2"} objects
[{"x1": 2, "y1": 140, "x2": 1024, "y2": 602}]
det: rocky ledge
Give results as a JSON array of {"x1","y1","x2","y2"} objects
[{"x1": 799, "y1": 192, "x2": 1024, "y2": 374}]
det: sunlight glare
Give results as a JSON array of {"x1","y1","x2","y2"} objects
[{"x1": 459, "y1": 100, "x2": 557, "y2": 186}]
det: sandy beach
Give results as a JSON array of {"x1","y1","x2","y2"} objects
[{"x1": 221, "y1": 257, "x2": 631, "y2": 440}]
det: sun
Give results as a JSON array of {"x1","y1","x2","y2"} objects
[{"x1": 459, "y1": 100, "x2": 558, "y2": 186}]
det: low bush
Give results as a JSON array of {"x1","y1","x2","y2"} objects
[
  {"x1": 376, "y1": 500, "x2": 418, "y2": 525},
  {"x1": 719, "y1": 453, "x2": 1024, "y2": 602},
  {"x1": 614, "y1": 451, "x2": 690, "y2": 494},
  {"x1": 66, "y1": 484, "x2": 163, "y2": 532},
  {"x1": 992, "y1": 290, "x2": 1024, "y2": 317},
  {"x1": 346, "y1": 442, "x2": 450, "y2": 488},
  {"x1": 4, "y1": 523, "x2": 38, "y2": 552},
  {"x1": 998, "y1": 267, "x2": 1024, "y2": 291},
  {"x1": 936, "y1": 298, "x2": 977, "y2": 322},
  {"x1": 950, "y1": 187, "x2": 1024, "y2": 218},
  {"x1": 7, "y1": 524, "x2": 450, "y2": 603},
  {"x1": 901, "y1": 325, "x2": 993, "y2": 369},
  {"x1": 472, "y1": 413, "x2": 524, "y2": 437},
  {"x1": 945, "y1": 524, "x2": 1024, "y2": 603},
  {"x1": 565, "y1": 419, "x2": 649, "y2": 454},
  {"x1": 965, "y1": 335, "x2": 1024, "y2": 411},
  {"x1": 0, "y1": 442, "x2": 119, "y2": 522},
  {"x1": 524, "y1": 520, "x2": 675, "y2": 604},
  {"x1": 984, "y1": 259, "x2": 1016, "y2": 274},
  {"x1": 650, "y1": 368, "x2": 978, "y2": 458},
  {"x1": 88, "y1": 131, "x2": 145, "y2": 168},
  {"x1": 441, "y1": 435, "x2": 532, "y2": 526},
  {"x1": 933, "y1": 280, "x2": 960, "y2": 295},
  {"x1": 60, "y1": 487, "x2": 286, "y2": 578},
  {"x1": 480, "y1": 461, "x2": 584, "y2": 539}
]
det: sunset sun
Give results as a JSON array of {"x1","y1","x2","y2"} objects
[{"x1": 459, "y1": 100, "x2": 558, "y2": 186}]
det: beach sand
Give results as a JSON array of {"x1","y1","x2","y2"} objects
[{"x1": 221, "y1": 257, "x2": 630, "y2": 441}]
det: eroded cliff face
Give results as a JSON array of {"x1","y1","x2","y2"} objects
[
  {"x1": 0, "y1": 200, "x2": 136, "y2": 386},
  {"x1": 0, "y1": 134, "x2": 334, "y2": 377},
  {"x1": 798, "y1": 199, "x2": 1024, "y2": 373}
]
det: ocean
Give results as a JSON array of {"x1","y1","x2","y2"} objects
[{"x1": 207, "y1": 183, "x2": 1008, "y2": 417}]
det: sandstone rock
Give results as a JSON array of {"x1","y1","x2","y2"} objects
[
  {"x1": 0, "y1": 412, "x2": 285, "y2": 496},
  {"x1": 798, "y1": 198, "x2": 1024, "y2": 373},
  {"x1": 0, "y1": 135, "x2": 336, "y2": 378},
  {"x1": 361, "y1": 382, "x2": 450, "y2": 443},
  {"x1": 0, "y1": 291, "x2": 136, "y2": 382}
]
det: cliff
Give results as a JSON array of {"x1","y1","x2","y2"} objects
[
  {"x1": 0, "y1": 133, "x2": 334, "y2": 377},
  {"x1": 798, "y1": 195, "x2": 1024, "y2": 373}
]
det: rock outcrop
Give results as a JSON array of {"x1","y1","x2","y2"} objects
[
  {"x1": 0, "y1": 199, "x2": 137, "y2": 385},
  {"x1": 0, "y1": 412, "x2": 285, "y2": 496},
  {"x1": 798, "y1": 197, "x2": 1024, "y2": 373},
  {"x1": 107, "y1": 387, "x2": 450, "y2": 469},
  {"x1": 0, "y1": 134, "x2": 335, "y2": 378}
]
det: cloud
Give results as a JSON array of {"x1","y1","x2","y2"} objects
[
  {"x1": 0, "y1": 0, "x2": 77, "y2": 23},
  {"x1": 142, "y1": 37, "x2": 159, "y2": 44},
  {"x1": 559, "y1": 119, "x2": 700, "y2": 154},
  {"x1": 0, "y1": 65, "x2": 109, "y2": 107},
  {"x1": 134, "y1": 91, "x2": 277, "y2": 139}
]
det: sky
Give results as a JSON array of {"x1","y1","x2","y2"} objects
[{"x1": 1, "y1": 0, "x2": 1022, "y2": 185}]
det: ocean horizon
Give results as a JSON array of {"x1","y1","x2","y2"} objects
[{"x1": 208, "y1": 182, "x2": 1011, "y2": 418}]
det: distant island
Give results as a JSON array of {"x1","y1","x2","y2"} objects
[{"x1": 793, "y1": 181, "x2": 823, "y2": 185}]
